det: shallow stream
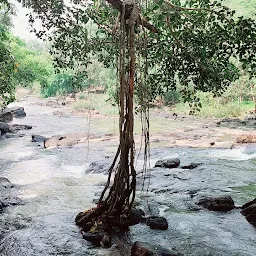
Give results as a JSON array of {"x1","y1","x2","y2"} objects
[{"x1": 0, "y1": 98, "x2": 255, "y2": 255}]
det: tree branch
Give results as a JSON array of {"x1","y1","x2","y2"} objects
[{"x1": 106, "y1": 0, "x2": 159, "y2": 33}]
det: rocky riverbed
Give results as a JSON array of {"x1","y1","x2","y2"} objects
[{"x1": 0, "y1": 96, "x2": 255, "y2": 255}]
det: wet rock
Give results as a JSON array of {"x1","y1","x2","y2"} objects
[
  {"x1": 32, "y1": 135, "x2": 47, "y2": 143},
  {"x1": 0, "y1": 108, "x2": 13, "y2": 122},
  {"x1": 181, "y1": 162, "x2": 202, "y2": 169},
  {"x1": 146, "y1": 216, "x2": 168, "y2": 230},
  {"x1": 0, "y1": 122, "x2": 10, "y2": 135},
  {"x1": 81, "y1": 231, "x2": 111, "y2": 247},
  {"x1": 86, "y1": 162, "x2": 108, "y2": 174},
  {"x1": 121, "y1": 208, "x2": 145, "y2": 226},
  {"x1": 131, "y1": 241, "x2": 181, "y2": 256},
  {"x1": 241, "y1": 198, "x2": 256, "y2": 227},
  {"x1": 10, "y1": 107, "x2": 26, "y2": 118},
  {"x1": 197, "y1": 195, "x2": 235, "y2": 212},
  {"x1": 0, "y1": 177, "x2": 21, "y2": 212},
  {"x1": 0, "y1": 177, "x2": 13, "y2": 188},
  {"x1": 154, "y1": 158, "x2": 180, "y2": 169},
  {"x1": 9, "y1": 124, "x2": 32, "y2": 133}
]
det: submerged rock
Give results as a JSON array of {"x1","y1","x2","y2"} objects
[
  {"x1": 181, "y1": 162, "x2": 202, "y2": 169},
  {"x1": 86, "y1": 162, "x2": 108, "y2": 174},
  {"x1": 10, "y1": 107, "x2": 26, "y2": 118},
  {"x1": 154, "y1": 158, "x2": 180, "y2": 168},
  {"x1": 197, "y1": 195, "x2": 235, "y2": 212},
  {"x1": 241, "y1": 198, "x2": 256, "y2": 227},
  {"x1": 146, "y1": 216, "x2": 168, "y2": 230},
  {"x1": 131, "y1": 241, "x2": 181, "y2": 256}
]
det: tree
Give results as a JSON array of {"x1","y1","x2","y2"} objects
[
  {"x1": 0, "y1": 2, "x2": 15, "y2": 106},
  {"x1": 17, "y1": 0, "x2": 256, "y2": 240}
]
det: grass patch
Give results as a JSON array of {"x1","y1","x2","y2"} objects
[
  {"x1": 175, "y1": 100, "x2": 254, "y2": 118},
  {"x1": 72, "y1": 93, "x2": 117, "y2": 115}
]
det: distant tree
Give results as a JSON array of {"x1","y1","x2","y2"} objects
[{"x1": 0, "y1": 2, "x2": 15, "y2": 106}]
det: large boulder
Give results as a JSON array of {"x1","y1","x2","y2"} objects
[
  {"x1": 146, "y1": 216, "x2": 168, "y2": 230},
  {"x1": 0, "y1": 122, "x2": 10, "y2": 135},
  {"x1": 131, "y1": 241, "x2": 181, "y2": 256},
  {"x1": 197, "y1": 195, "x2": 235, "y2": 212},
  {"x1": 241, "y1": 198, "x2": 256, "y2": 227},
  {"x1": 154, "y1": 158, "x2": 180, "y2": 168},
  {"x1": 10, "y1": 107, "x2": 26, "y2": 118}
]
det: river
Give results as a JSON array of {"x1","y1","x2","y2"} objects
[{"x1": 0, "y1": 97, "x2": 255, "y2": 255}]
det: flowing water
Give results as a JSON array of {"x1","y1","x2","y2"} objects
[{"x1": 0, "y1": 98, "x2": 255, "y2": 255}]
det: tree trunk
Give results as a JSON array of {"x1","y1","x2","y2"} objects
[{"x1": 75, "y1": 2, "x2": 138, "y2": 232}]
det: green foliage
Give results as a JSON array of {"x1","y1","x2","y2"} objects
[
  {"x1": 18, "y1": 0, "x2": 256, "y2": 107},
  {"x1": 42, "y1": 72, "x2": 89, "y2": 97},
  {"x1": 0, "y1": 3, "x2": 15, "y2": 106},
  {"x1": 164, "y1": 90, "x2": 180, "y2": 105},
  {"x1": 9, "y1": 35, "x2": 54, "y2": 87}
]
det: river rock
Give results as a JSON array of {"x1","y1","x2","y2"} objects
[
  {"x1": 44, "y1": 135, "x2": 66, "y2": 148},
  {"x1": 120, "y1": 208, "x2": 145, "y2": 226},
  {"x1": 181, "y1": 162, "x2": 202, "y2": 169},
  {"x1": 9, "y1": 124, "x2": 32, "y2": 133},
  {"x1": 81, "y1": 231, "x2": 111, "y2": 247},
  {"x1": 0, "y1": 177, "x2": 21, "y2": 213},
  {"x1": 10, "y1": 107, "x2": 26, "y2": 118},
  {"x1": 0, "y1": 122, "x2": 10, "y2": 135},
  {"x1": 241, "y1": 198, "x2": 256, "y2": 227},
  {"x1": 197, "y1": 195, "x2": 235, "y2": 212},
  {"x1": 146, "y1": 216, "x2": 168, "y2": 230},
  {"x1": 86, "y1": 162, "x2": 108, "y2": 174},
  {"x1": 154, "y1": 158, "x2": 180, "y2": 168},
  {"x1": 131, "y1": 241, "x2": 181, "y2": 256},
  {"x1": 0, "y1": 108, "x2": 13, "y2": 122},
  {"x1": 32, "y1": 135, "x2": 47, "y2": 143}
]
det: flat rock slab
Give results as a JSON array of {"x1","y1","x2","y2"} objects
[
  {"x1": 197, "y1": 195, "x2": 235, "y2": 212},
  {"x1": 146, "y1": 216, "x2": 168, "y2": 230},
  {"x1": 155, "y1": 158, "x2": 180, "y2": 168},
  {"x1": 131, "y1": 241, "x2": 181, "y2": 256}
]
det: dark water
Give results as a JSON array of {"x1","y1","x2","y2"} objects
[{"x1": 0, "y1": 98, "x2": 255, "y2": 255}]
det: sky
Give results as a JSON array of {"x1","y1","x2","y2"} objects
[{"x1": 11, "y1": 1, "x2": 39, "y2": 41}]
